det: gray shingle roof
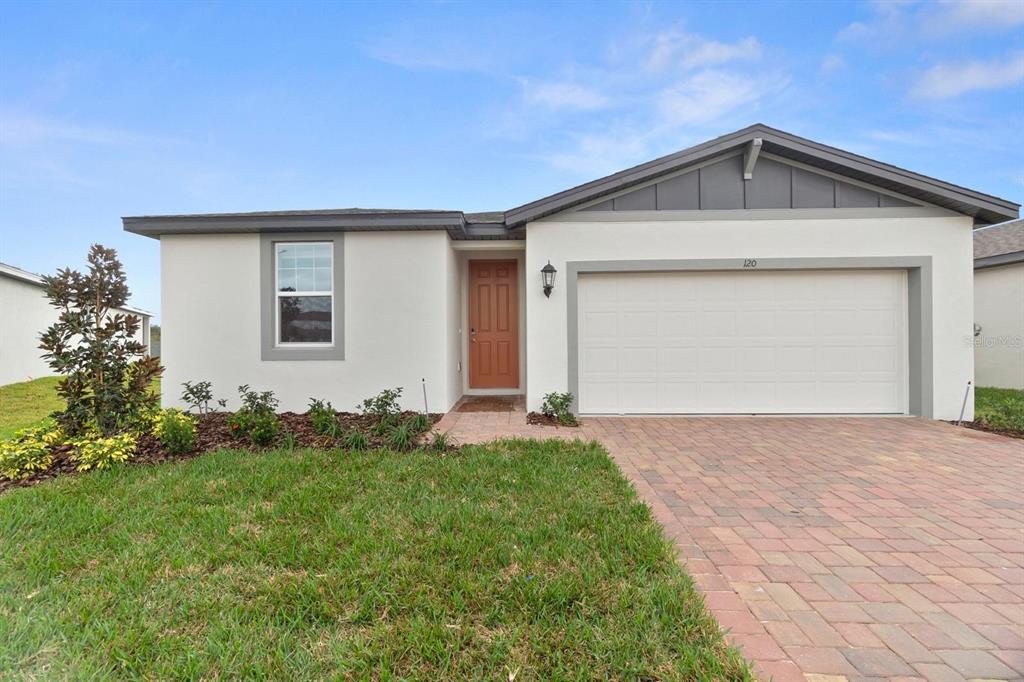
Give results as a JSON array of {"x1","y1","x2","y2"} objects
[
  {"x1": 975, "y1": 219, "x2": 1023, "y2": 259},
  {"x1": 123, "y1": 124, "x2": 1020, "y2": 239}
]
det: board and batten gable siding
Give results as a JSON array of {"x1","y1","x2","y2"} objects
[
  {"x1": 579, "y1": 154, "x2": 918, "y2": 213},
  {"x1": 525, "y1": 213, "x2": 975, "y2": 421},
  {"x1": 0, "y1": 273, "x2": 149, "y2": 386},
  {"x1": 160, "y1": 230, "x2": 459, "y2": 413}
]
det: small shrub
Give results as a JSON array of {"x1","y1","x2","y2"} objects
[
  {"x1": 342, "y1": 430, "x2": 369, "y2": 450},
  {"x1": 71, "y1": 433, "x2": 136, "y2": 472},
  {"x1": 308, "y1": 398, "x2": 338, "y2": 436},
  {"x1": 405, "y1": 412, "x2": 432, "y2": 434},
  {"x1": 359, "y1": 387, "x2": 403, "y2": 422},
  {"x1": 281, "y1": 432, "x2": 297, "y2": 450},
  {"x1": 0, "y1": 426, "x2": 61, "y2": 480},
  {"x1": 238, "y1": 385, "x2": 279, "y2": 414},
  {"x1": 181, "y1": 381, "x2": 216, "y2": 414},
  {"x1": 541, "y1": 391, "x2": 577, "y2": 426},
  {"x1": 246, "y1": 411, "x2": 279, "y2": 446},
  {"x1": 229, "y1": 385, "x2": 280, "y2": 446},
  {"x1": 153, "y1": 409, "x2": 197, "y2": 455},
  {"x1": 387, "y1": 422, "x2": 415, "y2": 451}
]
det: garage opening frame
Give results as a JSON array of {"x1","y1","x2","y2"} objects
[{"x1": 565, "y1": 257, "x2": 933, "y2": 418}]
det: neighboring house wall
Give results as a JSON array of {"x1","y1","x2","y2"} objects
[
  {"x1": 0, "y1": 273, "x2": 150, "y2": 386},
  {"x1": 160, "y1": 231, "x2": 458, "y2": 412},
  {"x1": 974, "y1": 262, "x2": 1024, "y2": 389},
  {"x1": 525, "y1": 212, "x2": 975, "y2": 420},
  {"x1": 0, "y1": 276, "x2": 62, "y2": 386}
]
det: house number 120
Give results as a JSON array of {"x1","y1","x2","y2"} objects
[{"x1": 743, "y1": 259, "x2": 758, "y2": 268}]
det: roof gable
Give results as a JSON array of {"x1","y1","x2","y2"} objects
[
  {"x1": 506, "y1": 124, "x2": 1018, "y2": 226},
  {"x1": 575, "y1": 153, "x2": 918, "y2": 214}
]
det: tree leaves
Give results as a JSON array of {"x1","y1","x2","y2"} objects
[{"x1": 38, "y1": 244, "x2": 163, "y2": 437}]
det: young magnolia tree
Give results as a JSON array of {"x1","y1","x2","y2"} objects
[{"x1": 39, "y1": 244, "x2": 162, "y2": 436}]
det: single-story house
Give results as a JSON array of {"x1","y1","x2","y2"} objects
[
  {"x1": 124, "y1": 124, "x2": 1019, "y2": 420},
  {"x1": 973, "y1": 219, "x2": 1023, "y2": 389},
  {"x1": 0, "y1": 261, "x2": 152, "y2": 386}
]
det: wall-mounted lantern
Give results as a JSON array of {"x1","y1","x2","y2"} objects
[{"x1": 541, "y1": 261, "x2": 557, "y2": 298}]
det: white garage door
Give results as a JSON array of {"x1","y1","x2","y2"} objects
[{"x1": 578, "y1": 269, "x2": 907, "y2": 414}]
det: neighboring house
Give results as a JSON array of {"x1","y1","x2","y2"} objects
[
  {"x1": 0, "y1": 262, "x2": 152, "y2": 386},
  {"x1": 124, "y1": 124, "x2": 1019, "y2": 420},
  {"x1": 973, "y1": 219, "x2": 1024, "y2": 389}
]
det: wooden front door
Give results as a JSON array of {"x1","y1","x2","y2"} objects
[{"x1": 468, "y1": 260, "x2": 519, "y2": 389}]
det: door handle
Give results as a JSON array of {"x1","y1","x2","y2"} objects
[{"x1": 470, "y1": 327, "x2": 476, "y2": 342}]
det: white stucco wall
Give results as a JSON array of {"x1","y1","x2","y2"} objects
[
  {"x1": 0, "y1": 275, "x2": 150, "y2": 387},
  {"x1": 160, "y1": 231, "x2": 458, "y2": 413},
  {"x1": 974, "y1": 262, "x2": 1024, "y2": 389},
  {"x1": 525, "y1": 212, "x2": 975, "y2": 420}
]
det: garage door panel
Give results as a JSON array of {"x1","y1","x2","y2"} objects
[
  {"x1": 659, "y1": 346, "x2": 698, "y2": 372},
  {"x1": 578, "y1": 270, "x2": 907, "y2": 414}
]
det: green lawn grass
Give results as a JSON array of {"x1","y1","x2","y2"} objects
[
  {"x1": 0, "y1": 376, "x2": 161, "y2": 440},
  {"x1": 975, "y1": 386, "x2": 1024, "y2": 434},
  {"x1": 0, "y1": 440, "x2": 750, "y2": 680},
  {"x1": 0, "y1": 377, "x2": 63, "y2": 440}
]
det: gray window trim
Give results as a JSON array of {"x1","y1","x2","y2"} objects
[
  {"x1": 565, "y1": 256, "x2": 933, "y2": 417},
  {"x1": 260, "y1": 232, "x2": 345, "y2": 361}
]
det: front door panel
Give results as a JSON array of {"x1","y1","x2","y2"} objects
[{"x1": 468, "y1": 260, "x2": 519, "y2": 389}]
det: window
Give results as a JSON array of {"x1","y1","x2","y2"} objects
[{"x1": 275, "y1": 242, "x2": 333, "y2": 345}]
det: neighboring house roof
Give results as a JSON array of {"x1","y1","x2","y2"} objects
[
  {"x1": 974, "y1": 219, "x2": 1024, "y2": 269},
  {"x1": 0, "y1": 261, "x2": 153, "y2": 317},
  {"x1": 123, "y1": 123, "x2": 1020, "y2": 239}
]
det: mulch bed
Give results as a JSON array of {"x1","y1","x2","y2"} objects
[
  {"x1": 951, "y1": 420, "x2": 1024, "y2": 440},
  {"x1": 526, "y1": 412, "x2": 581, "y2": 428},
  {"x1": 1, "y1": 411, "x2": 443, "y2": 495}
]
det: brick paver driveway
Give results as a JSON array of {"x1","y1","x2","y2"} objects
[{"x1": 438, "y1": 408, "x2": 1024, "y2": 681}]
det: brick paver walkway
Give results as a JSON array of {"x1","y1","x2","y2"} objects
[{"x1": 436, "y1": 405, "x2": 1024, "y2": 681}]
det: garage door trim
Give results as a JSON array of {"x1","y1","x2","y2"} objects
[{"x1": 566, "y1": 257, "x2": 933, "y2": 417}]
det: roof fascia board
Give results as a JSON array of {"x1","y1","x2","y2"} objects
[
  {"x1": 569, "y1": 150, "x2": 745, "y2": 212},
  {"x1": 974, "y1": 251, "x2": 1024, "y2": 269},
  {"x1": 505, "y1": 124, "x2": 1018, "y2": 226},
  {"x1": 758, "y1": 128, "x2": 1018, "y2": 215},
  {"x1": 505, "y1": 126, "x2": 762, "y2": 225},
  {"x1": 758, "y1": 151, "x2": 930, "y2": 209},
  {"x1": 123, "y1": 212, "x2": 466, "y2": 238}
]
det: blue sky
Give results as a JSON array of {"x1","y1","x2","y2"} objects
[{"x1": 2, "y1": 0, "x2": 1022, "y2": 320}]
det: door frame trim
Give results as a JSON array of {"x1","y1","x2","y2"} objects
[
  {"x1": 566, "y1": 256, "x2": 933, "y2": 417},
  {"x1": 467, "y1": 258, "x2": 522, "y2": 390}
]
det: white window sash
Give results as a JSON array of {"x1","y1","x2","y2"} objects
[{"x1": 275, "y1": 242, "x2": 334, "y2": 348}]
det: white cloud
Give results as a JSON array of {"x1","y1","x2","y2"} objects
[
  {"x1": 0, "y1": 112, "x2": 180, "y2": 148},
  {"x1": 645, "y1": 30, "x2": 762, "y2": 72},
  {"x1": 911, "y1": 52, "x2": 1024, "y2": 99},
  {"x1": 839, "y1": 0, "x2": 1024, "y2": 43},
  {"x1": 820, "y1": 54, "x2": 846, "y2": 75},
  {"x1": 519, "y1": 79, "x2": 610, "y2": 111},
  {"x1": 544, "y1": 129, "x2": 652, "y2": 176},
  {"x1": 657, "y1": 70, "x2": 774, "y2": 127},
  {"x1": 923, "y1": 0, "x2": 1024, "y2": 34}
]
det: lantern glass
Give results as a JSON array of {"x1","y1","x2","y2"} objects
[{"x1": 541, "y1": 261, "x2": 557, "y2": 297}]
